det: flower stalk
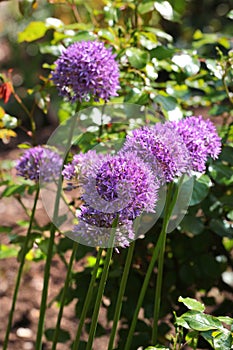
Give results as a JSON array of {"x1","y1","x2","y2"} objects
[
  {"x1": 3, "y1": 183, "x2": 40, "y2": 350},
  {"x1": 36, "y1": 106, "x2": 80, "y2": 350}
]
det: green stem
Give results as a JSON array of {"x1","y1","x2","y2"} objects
[
  {"x1": 152, "y1": 177, "x2": 185, "y2": 344},
  {"x1": 124, "y1": 233, "x2": 163, "y2": 350},
  {"x1": 85, "y1": 217, "x2": 117, "y2": 350},
  {"x1": 15, "y1": 195, "x2": 39, "y2": 225},
  {"x1": 152, "y1": 183, "x2": 174, "y2": 344},
  {"x1": 36, "y1": 105, "x2": 80, "y2": 350},
  {"x1": 72, "y1": 248, "x2": 103, "y2": 350},
  {"x1": 86, "y1": 246, "x2": 114, "y2": 350},
  {"x1": 107, "y1": 241, "x2": 135, "y2": 350},
  {"x1": 35, "y1": 225, "x2": 56, "y2": 350},
  {"x1": 12, "y1": 91, "x2": 37, "y2": 144},
  {"x1": 51, "y1": 241, "x2": 79, "y2": 350},
  {"x1": 3, "y1": 184, "x2": 40, "y2": 350}
]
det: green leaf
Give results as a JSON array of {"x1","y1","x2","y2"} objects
[
  {"x1": 206, "y1": 59, "x2": 223, "y2": 79},
  {"x1": 227, "y1": 9, "x2": 233, "y2": 20},
  {"x1": 190, "y1": 175, "x2": 212, "y2": 206},
  {"x1": 98, "y1": 28, "x2": 115, "y2": 42},
  {"x1": 178, "y1": 296, "x2": 205, "y2": 312},
  {"x1": 38, "y1": 238, "x2": 56, "y2": 256},
  {"x1": 39, "y1": 44, "x2": 64, "y2": 56},
  {"x1": 0, "y1": 244, "x2": 19, "y2": 259},
  {"x1": 153, "y1": 94, "x2": 177, "y2": 111},
  {"x1": 139, "y1": 32, "x2": 158, "y2": 50},
  {"x1": 138, "y1": 1, "x2": 154, "y2": 14},
  {"x1": 209, "y1": 163, "x2": 233, "y2": 186},
  {"x1": 45, "y1": 328, "x2": 70, "y2": 343},
  {"x1": 145, "y1": 63, "x2": 158, "y2": 79},
  {"x1": 172, "y1": 53, "x2": 200, "y2": 75},
  {"x1": 177, "y1": 310, "x2": 223, "y2": 331},
  {"x1": 71, "y1": 31, "x2": 96, "y2": 42},
  {"x1": 180, "y1": 215, "x2": 204, "y2": 235},
  {"x1": 167, "y1": 175, "x2": 194, "y2": 233},
  {"x1": 1, "y1": 184, "x2": 27, "y2": 197},
  {"x1": 0, "y1": 226, "x2": 11, "y2": 234},
  {"x1": 126, "y1": 48, "x2": 149, "y2": 69},
  {"x1": 2, "y1": 114, "x2": 18, "y2": 129},
  {"x1": 209, "y1": 219, "x2": 233, "y2": 238},
  {"x1": 217, "y1": 316, "x2": 233, "y2": 326},
  {"x1": 18, "y1": 0, "x2": 37, "y2": 17},
  {"x1": 35, "y1": 91, "x2": 50, "y2": 114},
  {"x1": 219, "y1": 146, "x2": 233, "y2": 166},
  {"x1": 17, "y1": 143, "x2": 32, "y2": 149},
  {"x1": 185, "y1": 330, "x2": 199, "y2": 348},
  {"x1": 202, "y1": 329, "x2": 233, "y2": 350},
  {"x1": 150, "y1": 46, "x2": 175, "y2": 60},
  {"x1": 154, "y1": 1, "x2": 180, "y2": 22},
  {"x1": 18, "y1": 21, "x2": 47, "y2": 43}
]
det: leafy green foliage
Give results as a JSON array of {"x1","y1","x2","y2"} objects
[{"x1": 175, "y1": 297, "x2": 233, "y2": 349}]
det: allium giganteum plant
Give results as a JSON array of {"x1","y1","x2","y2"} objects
[{"x1": 2, "y1": 28, "x2": 232, "y2": 350}]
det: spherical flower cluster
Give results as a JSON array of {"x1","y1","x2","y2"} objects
[
  {"x1": 64, "y1": 151, "x2": 158, "y2": 247},
  {"x1": 51, "y1": 41, "x2": 120, "y2": 102},
  {"x1": 16, "y1": 146, "x2": 63, "y2": 182},
  {"x1": 122, "y1": 122, "x2": 191, "y2": 183},
  {"x1": 172, "y1": 116, "x2": 222, "y2": 172},
  {"x1": 62, "y1": 150, "x2": 105, "y2": 183},
  {"x1": 73, "y1": 206, "x2": 134, "y2": 249}
]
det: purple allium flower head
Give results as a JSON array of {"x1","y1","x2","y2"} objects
[
  {"x1": 122, "y1": 122, "x2": 191, "y2": 183},
  {"x1": 172, "y1": 116, "x2": 222, "y2": 172},
  {"x1": 73, "y1": 206, "x2": 134, "y2": 248},
  {"x1": 16, "y1": 146, "x2": 63, "y2": 182},
  {"x1": 51, "y1": 41, "x2": 120, "y2": 102},
  {"x1": 62, "y1": 150, "x2": 105, "y2": 184},
  {"x1": 65, "y1": 150, "x2": 158, "y2": 248},
  {"x1": 81, "y1": 152, "x2": 158, "y2": 218}
]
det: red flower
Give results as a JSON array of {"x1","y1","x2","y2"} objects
[{"x1": 0, "y1": 82, "x2": 12, "y2": 103}]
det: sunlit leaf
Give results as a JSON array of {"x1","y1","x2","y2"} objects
[
  {"x1": 178, "y1": 296, "x2": 205, "y2": 312},
  {"x1": 0, "y1": 129, "x2": 17, "y2": 143},
  {"x1": 18, "y1": 21, "x2": 47, "y2": 43},
  {"x1": 172, "y1": 53, "x2": 200, "y2": 75},
  {"x1": 176, "y1": 310, "x2": 223, "y2": 331},
  {"x1": 0, "y1": 244, "x2": 19, "y2": 259},
  {"x1": 227, "y1": 9, "x2": 233, "y2": 20}
]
